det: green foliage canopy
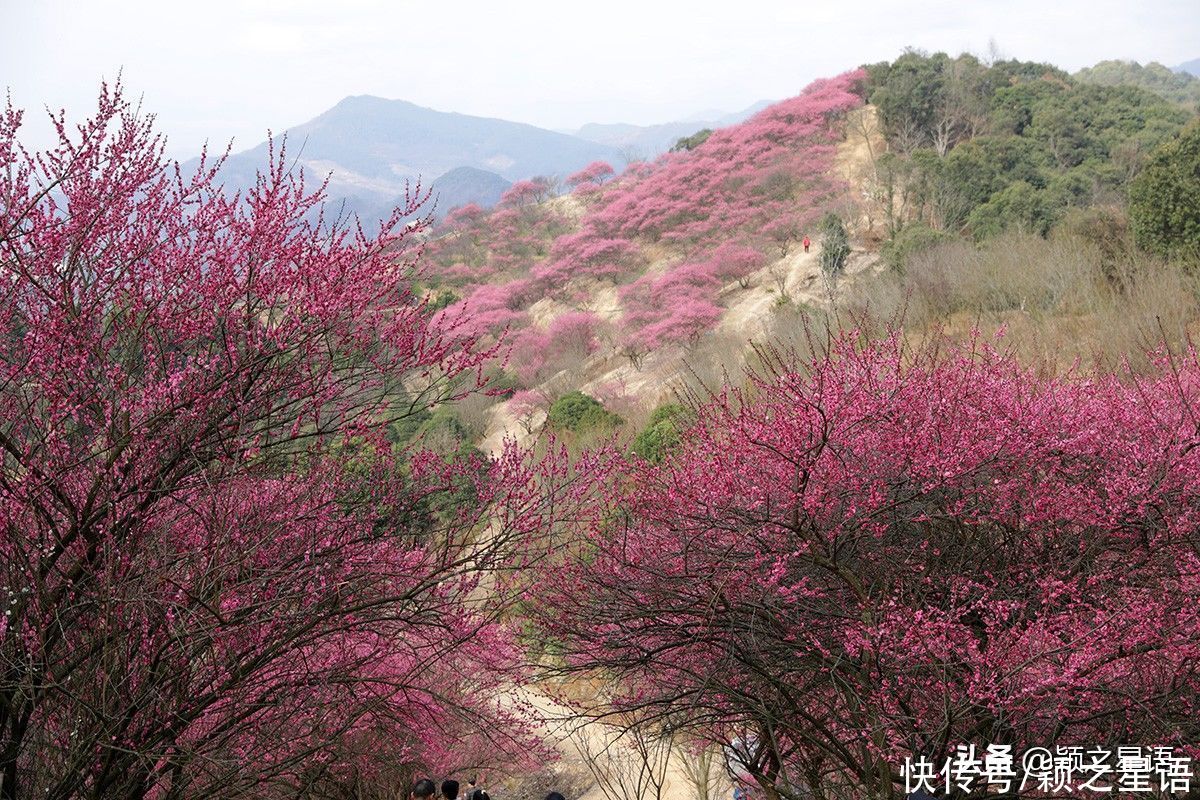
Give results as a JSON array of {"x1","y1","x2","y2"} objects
[
  {"x1": 863, "y1": 51, "x2": 1194, "y2": 241},
  {"x1": 1128, "y1": 122, "x2": 1200, "y2": 261},
  {"x1": 819, "y1": 213, "x2": 851, "y2": 274},
  {"x1": 547, "y1": 391, "x2": 624, "y2": 434},
  {"x1": 1074, "y1": 60, "x2": 1200, "y2": 108},
  {"x1": 631, "y1": 403, "x2": 688, "y2": 463}
]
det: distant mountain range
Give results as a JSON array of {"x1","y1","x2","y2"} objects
[
  {"x1": 191, "y1": 96, "x2": 622, "y2": 224},
  {"x1": 569, "y1": 100, "x2": 774, "y2": 158},
  {"x1": 319, "y1": 165, "x2": 513, "y2": 228},
  {"x1": 426, "y1": 166, "x2": 512, "y2": 214},
  {"x1": 191, "y1": 96, "x2": 772, "y2": 226},
  {"x1": 1177, "y1": 58, "x2": 1200, "y2": 77}
]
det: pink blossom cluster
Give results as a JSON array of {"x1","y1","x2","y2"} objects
[
  {"x1": 507, "y1": 310, "x2": 605, "y2": 385},
  {"x1": 565, "y1": 160, "x2": 615, "y2": 188},
  {"x1": 0, "y1": 85, "x2": 561, "y2": 796},
  {"x1": 537, "y1": 331, "x2": 1200, "y2": 795},
  {"x1": 417, "y1": 73, "x2": 864, "y2": 382},
  {"x1": 586, "y1": 72, "x2": 862, "y2": 246}
]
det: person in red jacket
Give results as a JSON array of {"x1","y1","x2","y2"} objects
[{"x1": 802, "y1": 235, "x2": 811, "y2": 253}]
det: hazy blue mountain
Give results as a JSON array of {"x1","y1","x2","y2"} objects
[
  {"x1": 715, "y1": 100, "x2": 774, "y2": 125},
  {"x1": 572, "y1": 120, "x2": 702, "y2": 159},
  {"x1": 428, "y1": 166, "x2": 511, "y2": 216},
  {"x1": 313, "y1": 166, "x2": 510, "y2": 228},
  {"x1": 189, "y1": 95, "x2": 623, "y2": 226},
  {"x1": 1177, "y1": 58, "x2": 1200, "y2": 77},
  {"x1": 572, "y1": 100, "x2": 775, "y2": 158}
]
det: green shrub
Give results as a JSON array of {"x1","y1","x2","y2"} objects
[
  {"x1": 426, "y1": 288, "x2": 459, "y2": 312},
  {"x1": 546, "y1": 391, "x2": 623, "y2": 434},
  {"x1": 671, "y1": 128, "x2": 713, "y2": 152},
  {"x1": 966, "y1": 180, "x2": 1058, "y2": 239},
  {"x1": 881, "y1": 223, "x2": 954, "y2": 272},
  {"x1": 1129, "y1": 122, "x2": 1200, "y2": 262},
  {"x1": 631, "y1": 403, "x2": 688, "y2": 463},
  {"x1": 819, "y1": 213, "x2": 851, "y2": 275},
  {"x1": 415, "y1": 407, "x2": 485, "y2": 461}
]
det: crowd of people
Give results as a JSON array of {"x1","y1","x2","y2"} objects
[{"x1": 408, "y1": 778, "x2": 568, "y2": 800}]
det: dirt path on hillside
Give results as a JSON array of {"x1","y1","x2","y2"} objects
[
  {"x1": 502, "y1": 683, "x2": 728, "y2": 800},
  {"x1": 477, "y1": 244, "x2": 882, "y2": 458},
  {"x1": 717, "y1": 247, "x2": 829, "y2": 339},
  {"x1": 475, "y1": 254, "x2": 882, "y2": 797},
  {"x1": 474, "y1": 113, "x2": 889, "y2": 796}
]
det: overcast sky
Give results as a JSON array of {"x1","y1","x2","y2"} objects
[{"x1": 2, "y1": 0, "x2": 1197, "y2": 157}]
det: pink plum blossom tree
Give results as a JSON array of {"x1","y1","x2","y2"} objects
[
  {"x1": 537, "y1": 333, "x2": 1200, "y2": 800},
  {"x1": 0, "y1": 85, "x2": 569, "y2": 799}
]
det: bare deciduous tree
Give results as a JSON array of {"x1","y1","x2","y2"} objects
[
  {"x1": 679, "y1": 741, "x2": 729, "y2": 800},
  {"x1": 572, "y1": 724, "x2": 674, "y2": 800}
]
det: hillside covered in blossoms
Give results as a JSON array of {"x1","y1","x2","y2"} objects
[{"x1": 3, "y1": 38, "x2": 1200, "y2": 800}]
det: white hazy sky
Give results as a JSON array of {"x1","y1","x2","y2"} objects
[{"x1": 2, "y1": 0, "x2": 1197, "y2": 157}]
